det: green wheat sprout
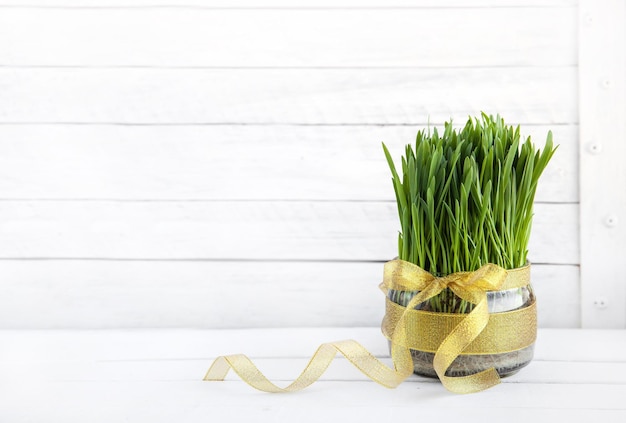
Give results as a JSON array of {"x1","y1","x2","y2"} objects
[{"x1": 383, "y1": 113, "x2": 557, "y2": 313}]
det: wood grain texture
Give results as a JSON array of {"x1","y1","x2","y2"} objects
[
  {"x1": 0, "y1": 124, "x2": 577, "y2": 202},
  {"x1": 2, "y1": 380, "x2": 623, "y2": 422},
  {"x1": 0, "y1": 7, "x2": 576, "y2": 67},
  {"x1": 2, "y1": 358, "x2": 616, "y2": 385},
  {"x1": 0, "y1": 0, "x2": 585, "y2": 331},
  {"x1": 0, "y1": 328, "x2": 617, "y2": 363},
  {"x1": 0, "y1": 261, "x2": 579, "y2": 329},
  {"x1": 578, "y1": 0, "x2": 626, "y2": 328},
  {"x1": 0, "y1": 201, "x2": 578, "y2": 263},
  {"x1": 0, "y1": 68, "x2": 577, "y2": 124},
  {"x1": 1, "y1": 328, "x2": 625, "y2": 423}
]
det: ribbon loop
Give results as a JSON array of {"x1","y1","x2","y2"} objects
[{"x1": 381, "y1": 260, "x2": 510, "y2": 392}]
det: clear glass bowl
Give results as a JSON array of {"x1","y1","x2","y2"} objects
[{"x1": 387, "y1": 286, "x2": 536, "y2": 378}]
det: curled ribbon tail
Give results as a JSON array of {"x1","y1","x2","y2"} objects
[
  {"x1": 433, "y1": 298, "x2": 499, "y2": 393},
  {"x1": 430, "y1": 264, "x2": 509, "y2": 393},
  {"x1": 203, "y1": 339, "x2": 414, "y2": 393}
]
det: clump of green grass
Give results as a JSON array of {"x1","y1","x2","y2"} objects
[{"x1": 383, "y1": 113, "x2": 556, "y2": 312}]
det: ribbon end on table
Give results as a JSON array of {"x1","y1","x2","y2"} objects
[
  {"x1": 201, "y1": 340, "x2": 413, "y2": 393},
  {"x1": 203, "y1": 355, "x2": 231, "y2": 381}
]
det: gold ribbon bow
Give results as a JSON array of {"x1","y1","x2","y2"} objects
[
  {"x1": 382, "y1": 260, "x2": 520, "y2": 393},
  {"x1": 204, "y1": 260, "x2": 533, "y2": 394}
]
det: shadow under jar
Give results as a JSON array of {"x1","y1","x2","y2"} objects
[{"x1": 388, "y1": 285, "x2": 536, "y2": 378}]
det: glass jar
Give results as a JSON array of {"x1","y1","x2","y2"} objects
[{"x1": 387, "y1": 285, "x2": 536, "y2": 378}]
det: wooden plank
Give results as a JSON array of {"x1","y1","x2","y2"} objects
[
  {"x1": 0, "y1": 201, "x2": 578, "y2": 263},
  {"x1": 1, "y1": 357, "x2": 623, "y2": 386},
  {"x1": 1, "y1": 380, "x2": 624, "y2": 423},
  {"x1": 0, "y1": 328, "x2": 392, "y2": 362},
  {"x1": 0, "y1": 1, "x2": 581, "y2": 8},
  {"x1": 0, "y1": 68, "x2": 577, "y2": 124},
  {"x1": 0, "y1": 261, "x2": 578, "y2": 329},
  {"x1": 0, "y1": 124, "x2": 578, "y2": 203},
  {"x1": 531, "y1": 265, "x2": 580, "y2": 328},
  {"x1": 2, "y1": 328, "x2": 626, "y2": 422},
  {"x1": 578, "y1": 0, "x2": 626, "y2": 328},
  {"x1": 528, "y1": 203, "x2": 579, "y2": 265},
  {"x1": 1, "y1": 328, "x2": 622, "y2": 363},
  {"x1": 0, "y1": 330, "x2": 622, "y2": 384},
  {"x1": 0, "y1": 8, "x2": 576, "y2": 67},
  {"x1": 535, "y1": 328, "x2": 626, "y2": 362}
]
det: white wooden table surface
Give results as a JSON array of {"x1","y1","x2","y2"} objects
[{"x1": 1, "y1": 328, "x2": 625, "y2": 422}]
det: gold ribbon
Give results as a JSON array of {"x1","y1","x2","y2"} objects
[
  {"x1": 204, "y1": 260, "x2": 533, "y2": 394},
  {"x1": 383, "y1": 298, "x2": 536, "y2": 354}
]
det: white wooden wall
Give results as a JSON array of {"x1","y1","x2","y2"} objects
[{"x1": 0, "y1": 0, "x2": 621, "y2": 329}]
